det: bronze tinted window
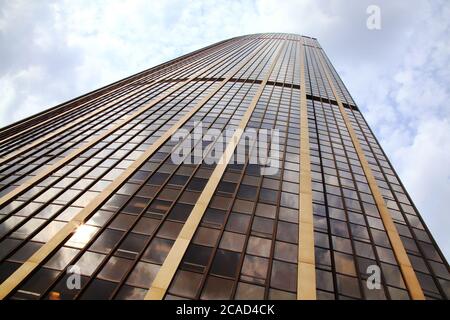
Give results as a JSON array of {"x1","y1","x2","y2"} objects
[
  {"x1": 241, "y1": 254, "x2": 269, "y2": 284},
  {"x1": 181, "y1": 244, "x2": 212, "y2": 273},
  {"x1": 126, "y1": 262, "x2": 160, "y2": 288},
  {"x1": 90, "y1": 229, "x2": 124, "y2": 254},
  {"x1": 270, "y1": 260, "x2": 296, "y2": 292},
  {"x1": 168, "y1": 270, "x2": 203, "y2": 298},
  {"x1": 167, "y1": 203, "x2": 194, "y2": 222},
  {"x1": 143, "y1": 237, "x2": 173, "y2": 264},
  {"x1": 225, "y1": 212, "x2": 251, "y2": 234},
  {"x1": 210, "y1": 249, "x2": 240, "y2": 278},
  {"x1": 97, "y1": 256, "x2": 133, "y2": 282},
  {"x1": 200, "y1": 276, "x2": 234, "y2": 299}
]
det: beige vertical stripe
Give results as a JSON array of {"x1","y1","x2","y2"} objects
[
  {"x1": 314, "y1": 48, "x2": 425, "y2": 300},
  {"x1": 145, "y1": 40, "x2": 286, "y2": 301},
  {"x1": 0, "y1": 40, "x2": 269, "y2": 300},
  {"x1": 297, "y1": 38, "x2": 317, "y2": 300}
]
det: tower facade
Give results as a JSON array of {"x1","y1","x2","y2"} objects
[{"x1": 0, "y1": 33, "x2": 448, "y2": 300}]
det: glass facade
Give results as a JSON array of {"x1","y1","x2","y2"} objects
[{"x1": 0, "y1": 33, "x2": 448, "y2": 300}]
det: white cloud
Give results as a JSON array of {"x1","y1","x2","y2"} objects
[
  {"x1": 395, "y1": 118, "x2": 450, "y2": 259},
  {"x1": 0, "y1": 0, "x2": 449, "y2": 260}
]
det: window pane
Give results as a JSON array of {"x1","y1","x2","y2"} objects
[
  {"x1": 336, "y1": 274, "x2": 361, "y2": 298},
  {"x1": 97, "y1": 256, "x2": 133, "y2": 282},
  {"x1": 142, "y1": 237, "x2": 174, "y2": 264},
  {"x1": 210, "y1": 249, "x2": 240, "y2": 278},
  {"x1": 192, "y1": 227, "x2": 220, "y2": 247},
  {"x1": 274, "y1": 241, "x2": 297, "y2": 263},
  {"x1": 90, "y1": 229, "x2": 124, "y2": 254},
  {"x1": 226, "y1": 213, "x2": 251, "y2": 234},
  {"x1": 246, "y1": 236, "x2": 271, "y2": 257},
  {"x1": 80, "y1": 279, "x2": 116, "y2": 300},
  {"x1": 116, "y1": 233, "x2": 149, "y2": 259},
  {"x1": 75, "y1": 251, "x2": 106, "y2": 276},
  {"x1": 168, "y1": 270, "x2": 202, "y2": 298},
  {"x1": 276, "y1": 221, "x2": 298, "y2": 243},
  {"x1": 241, "y1": 254, "x2": 269, "y2": 284},
  {"x1": 45, "y1": 247, "x2": 79, "y2": 270},
  {"x1": 15, "y1": 268, "x2": 59, "y2": 299},
  {"x1": 126, "y1": 262, "x2": 160, "y2": 288},
  {"x1": 168, "y1": 203, "x2": 194, "y2": 222},
  {"x1": 200, "y1": 276, "x2": 234, "y2": 300},
  {"x1": 115, "y1": 285, "x2": 147, "y2": 300},
  {"x1": 181, "y1": 244, "x2": 212, "y2": 273},
  {"x1": 235, "y1": 282, "x2": 265, "y2": 300},
  {"x1": 219, "y1": 231, "x2": 246, "y2": 252},
  {"x1": 270, "y1": 260, "x2": 296, "y2": 292}
]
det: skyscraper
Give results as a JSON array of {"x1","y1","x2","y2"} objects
[{"x1": 0, "y1": 33, "x2": 448, "y2": 300}]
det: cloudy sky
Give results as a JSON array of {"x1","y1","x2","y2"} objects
[{"x1": 0, "y1": 0, "x2": 449, "y2": 259}]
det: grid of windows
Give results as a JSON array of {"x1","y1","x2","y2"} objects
[{"x1": 0, "y1": 33, "x2": 447, "y2": 300}]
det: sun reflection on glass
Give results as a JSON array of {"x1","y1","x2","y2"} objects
[{"x1": 66, "y1": 224, "x2": 99, "y2": 249}]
